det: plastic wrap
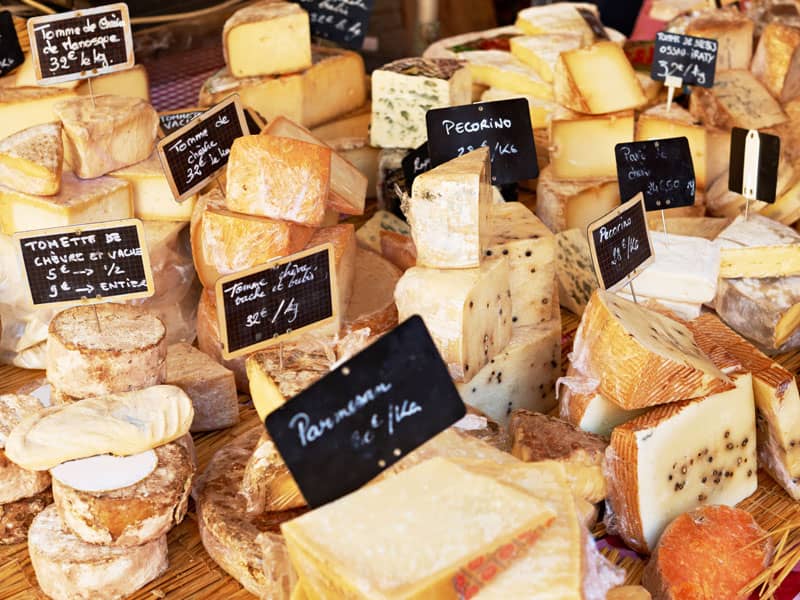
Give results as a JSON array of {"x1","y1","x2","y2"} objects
[{"x1": 453, "y1": 410, "x2": 511, "y2": 452}]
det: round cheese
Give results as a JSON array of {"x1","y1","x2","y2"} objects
[
  {"x1": 0, "y1": 487, "x2": 52, "y2": 545},
  {"x1": 50, "y1": 450, "x2": 158, "y2": 493}
]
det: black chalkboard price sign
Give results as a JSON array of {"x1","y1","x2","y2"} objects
[
  {"x1": 0, "y1": 11, "x2": 24, "y2": 77},
  {"x1": 587, "y1": 194, "x2": 655, "y2": 292},
  {"x1": 401, "y1": 142, "x2": 431, "y2": 190},
  {"x1": 296, "y1": 0, "x2": 376, "y2": 50},
  {"x1": 426, "y1": 98, "x2": 538, "y2": 185},
  {"x1": 14, "y1": 219, "x2": 154, "y2": 307},
  {"x1": 651, "y1": 31, "x2": 718, "y2": 88},
  {"x1": 266, "y1": 315, "x2": 467, "y2": 507},
  {"x1": 27, "y1": 3, "x2": 134, "y2": 85},
  {"x1": 157, "y1": 108, "x2": 205, "y2": 138},
  {"x1": 615, "y1": 137, "x2": 696, "y2": 212},
  {"x1": 729, "y1": 128, "x2": 781, "y2": 204},
  {"x1": 576, "y1": 8, "x2": 609, "y2": 41},
  {"x1": 215, "y1": 244, "x2": 339, "y2": 359},
  {"x1": 157, "y1": 95, "x2": 249, "y2": 202}
]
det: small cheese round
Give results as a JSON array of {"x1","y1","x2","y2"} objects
[
  {"x1": 52, "y1": 440, "x2": 193, "y2": 547},
  {"x1": 46, "y1": 304, "x2": 167, "y2": 399},
  {"x1": 0, "y1": 487, "x2": 52, "y2": 545},
  {"x1": 29, "y1": 505, "x2": 168, "y2": 600},
  {"x1": 51, "y1": 450, "x2": 158, "y2": 493}
]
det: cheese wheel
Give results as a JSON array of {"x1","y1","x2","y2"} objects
[
  {"x1": 29, "y1": 505, "x2": 168, "y2": 600},
  {"x1": 47, "y1": 304, "x2": 167, "y2": 399},
  {"x1": 0, "y1": 487, "x2": 52, "y2": 545},
  {"x1": 0, "y1": 393, "x2": 50, "y2": 504},
  {"x1": 52, "y1": 440, "x2": 193, "y2": 547},
  {"x1": 241, "y1": 432, "x2": 305, "y2": 514}
]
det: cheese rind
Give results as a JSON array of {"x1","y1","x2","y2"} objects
[
  {"x1": 509, "y1": 34, "x2": 583, "y2": 83},
  {"x1": 536, "y1": 166, "x2": 620, "y2": 232},
  {"x1": 0, "y1": 122, "x2": 62, "y2": 196},
  {"x1": 685, "y1": 10, "x2": 755, "y2": 71},
  {"x1": 549, "y1": 111, "x2": 634, "y2": 180},
  {"x1": 394, "y1": 259, "x2": 512, "y2": 382},
  {"x1": 751, "y1": 22, "x2": 800, "y2": 103},
  {"x1": 306, "y1": 224, "x2": 357, "y2": 314},
  {"x1": 111, "y1": 152, "x2": 195, "y2": 221},
  {"x1": 515, "y1": 3, "x2": 601, "y2": 44}
]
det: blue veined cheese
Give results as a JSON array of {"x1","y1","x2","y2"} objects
[
  {"x1": 457, "y1": 50, "x2": 553, "y2": 99},
  {"x1": 355, "y1": 209, "x2": 410, "y2": 253},
  {"x1": 370, "y1": 58, "x2": 472, "y2": 149}
]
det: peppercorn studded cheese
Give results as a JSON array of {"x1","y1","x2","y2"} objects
[{"x1": 554, "y1": 228, "x2": 597, "y2": 316}]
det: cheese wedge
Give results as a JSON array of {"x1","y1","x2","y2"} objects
[
  {"x1": 0, "y1": 172, "x2": 132, "y2": 235},
  {"x1": 0, "y1": 86, "x2": 78, "y2": 140},
  {"x1": 458, "y1": 50, "x2": 554, "y2": 99},
  {"x1": 685, "y1": 10, "x2": 755, "y2": 71},
  {"x1": 76, "y1": 64, "x2": 150, "y2": 102},
  {"x1": 0, "y1": 122, "x2": 62, "y2": 196},
  {"x1": 751, "y1": 22, "x2": 800, "y2": 103},
  {"x1": 355, "y1": 209, "x2": 411, "y2": 253},
  {"x1": 480, "y1": 87, "x2": 558, "y2": 128},
  {"x1": 536, "y1": 165, "x2": 620, "y2": 231},
  {"x1": 111, "y1": 152, "x2": 195, "y2": 221},
  {"x1": 554, "y1": 42, "x2": 646, "y2": 114},
  {"x1": 515, "y1": 3, "x2": 601, "y2": 44},
  {"x1": 223, "y1": 1, "x2": 312, "y2": 78},
  {"x1": 509, "y1": 34, "x2": 583, "y2": 83}
]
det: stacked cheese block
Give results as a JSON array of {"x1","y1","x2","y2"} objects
[{"x1": 392, "y1": 148, "x2": 561, "y2": 426}]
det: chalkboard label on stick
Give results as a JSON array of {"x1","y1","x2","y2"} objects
[
  {"x1": 615, "y1": 137, "x2": 696, "y2": 212},
  {"x1": 158, "y1": 108, "x2": 205, "y2": 138},
  {"x1": 576, "y1": 8, "x2": 610, "y2": 41},
  {"x1": 157, "y1": 95, "x2": 249, "y2": 202},
  {"x1": 426, "y1": 98, "x2": 538, "y2": 185},
  {"x1": 27, "y1": 3, "x2": 134, "y2": 85},
  {"x1": 587, "y1": 194, "x2": 654, "y2": 292},
  {"x1": 266, "y1": 315, "x2": 467, "y2": 507},
  {"x1": 14, "y1": 218, "x2": 154, "y2": 308},
  {"x1": 651, "y1": 31, "x2": 718, "y2": 88},
  {"x1": 215, "y1": 244, "x2": 339, "y2": 359},
  {"x1": 296, "y1": 0, "x2": 376, "y2": 50},
  {"x1": 0, "y1": 11, "x2": 24, "y2": 77},
  {"x1": 728, "y1": 127, "x2": 780, "y2": 204},
  {"x1": 401, "y1": 142, "x2": 431, "y2": 190}
]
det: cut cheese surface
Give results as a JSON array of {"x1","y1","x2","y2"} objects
[
  {"x1": 515, "y1": 3, "x2": 600, "y2": 44},
  {"x1": 554, "y1": 229, "x2": 597, "y2": 316},
  {"x1": 0, "y1": 172, "x2": 132, "y2": 235},
  {"x1": 0, "y1": 122, "x2": 62, "y2": 196},
  {"x1": 50, "y1": 450, "x2": 158, "y2": 493},
  {"x1": 458, "y1": 50, "x2": 554, "y2": 99},
  {"x1": 480, "y1": 87, "x2": 558, "y2": 129},
  {"x1": 111, "y1": 152, "x2": 195, "y2": 221},
  {"x1": 720, "y1": 245, "x2": 800, "y2": 279},
  {"x1": 0, "y1": 86, "x2": 78, "y2": 141},
  {"x1": 685, "y1": 10, "x2": 754, "y2": 71},
  {"x1": 536, "y1": 165, "x2": 620, "y2": 231},
  {"x1": 77, "y1": 65, "x2": 150, "y2": 102},
  {"x1": 751, "y1": 22, "x2": 800, "y2": 103},
  {"x1": 509, "y1": 34, "x2": 583, "y2": 83},
  {"x1": 550, "y1": 111, "x2": 633, "y2": 180}
]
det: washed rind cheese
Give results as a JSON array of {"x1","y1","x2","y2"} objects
[
  {"x1": 54, "y1": 95, "x2": 159, "y2": 179},
  {"x1": 685, "y1": 10, "x2": 755, "y2": 71},
  {"x1": 394, "y1": 258, "x2": 512, "y2": 382},
  {"x1": 166, "y1": 342, "x2": 238, "y2": 433},
  {"x1": 223, "y1": 1, "x2": 312, "y2": 78},
  {"x1": 344, "y1": 247, "x2": 401, "y2": 337},
  {"x1": 689, "y1": 70, "x2": 788, "y2": 130},
  {"x1": 509, "y1": 34, "x2": 583, "y2": 83},
  {"x1": 191, "y1": 190, "x2": 315, "y2": 289},
  {"x1": 570, "y1": 291, "x2": 731, "y2": 410},
  {"x1": 554, "y1": 42, "x2": 647, "y2": 114},
  {"x1": 380, "y1": 229, "x2": 417, "y2": 271},
  {"x1": 0, "y1": 171, "x2": 132, "y2": 235},
  {"x1": 51, "y1": 439, "x2": 193, "y2": 547},
  {"x1": 536, "y1": 165, "x2": 620, "y2": 231},
  {"x1": 0, "y1": 393, "x2": 50, "y2": 505},
  {"x1": 306, "y1": 224, "x2": 357, "y2": 313},
  {"x1": 554, "y1": 229, "x2": 597, "y2": 316},
  {"x1": 0, "y1": 122, "x2": 63, "y2": 196},
  {"x1": 28, "y1": 505, "x2": 168, "y2": 600},
  {"x1": 405, "y1": 147, "x2": 491, "y2": 269},
  {"x1": 0, "y1": 86, "x2": 78, "y2": 141},
  {"x1": 751, "y1": 22, "x2": 800, "y2": 103},
  {"x1": 226, "y1": 134, "x2": 330, "y2": 227},
  {"x1": 111, "y1": 152, "x2": 195, "y2": 222},
  {"x1": 46, "y1": 304, "x2": 166, "y2": 400},
  {"x1": 457, "y1": 50, "x2": 554, "y2": 99},
  {"x1": 0, "y1": 487, "x2": 52, "y2": 545},
  {"x1": 605, "y1": 374, "x2": 757, "y2": 554}
]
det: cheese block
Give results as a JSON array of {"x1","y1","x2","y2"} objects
[
  {"x1": 0, "y1": 394, "x2": 50, "y2": 505},
  {"x1": 751, "y1": 22, "x2": 800, "y2": 103},
  {"x1": 394, "y1": 258, "x2": 512, "y2": 382},
  {"x1": 635, "y1": 104, "x2": 707, "y2": 188},
  {"x1": 509, "y1": 410, "x2": 607, "y2": 503},
  {"x1": 406, "y1": 147, "x2": 491, "y2": 269},
  {"x1": 457, "y1": 319, "x2": 560, "y2": 427},
  {"x1": 329, "y1": 139, "x2": 379, "y2": 201},
  {"x1": 515, "y1": 3, "x2": 601, "y2": 44},
  {"x1": 644, "y1": 216, "x2": 731, "y2": 240},
  {"x1": 76, "y1": 64, "x2": 150, "y2": 102},
  {"x1": 536, "y1": 166, "x2": 620, "y2": 231},
  {"x1": 0, "y1": 171, "x2": 132, "y2": 235},
  {"x1": 241, "y1": 432, "x2": 305, "y2": 514},
  {"x1": 111, "y1": 151, "x2": 195, "y2": 221},
  {"x1": 355, "y1": 209, "x2": 411, "y2": 253},
  {"x1": 54, "y1": 95, "x2": 159, "y2": 179},
  {"x1": 380, "y1": 230, "x2": 416, "y2": 271},
  {"x1": 0, "y1": 86, "x2": 78, "y2": 140},
  {"x1": 196, "y1": 426, "x2": 304, "y2": 598},
  {"x1": 641, "y1": 506, "x2": 772, "y2": 599},
  {"x1": 282, "y1": 457, "x2": 556, "y2": 600},
  {"x1": 29, "y1": 505, "x2": 168, "y2": 600},
  {"x1": 509, "y1": 34, "x2": 584, "y2": 83},
  {"x1": 0, "y1": 122, "x2": 62, "y2": 196},
  {"x1": 760, "y1": 176, "x2": 800, "y2": 226},
  {"x1": 51, "y1": 439, "x2": 193, "y2": 546},
  {"x1": 571, "y1": 291, "x2": 731, "y2": 410},
  {"x1": 0, "y1": 488, "x2": 52, "y2": 545},
  {"x1": 5, "y1": 385, "x2": 194, "y2": 472},
  {"x1": 306, "y1": 224, "x2": 356, "y2": 315},
  {"x1": 554, "y1": 228, "x2": 597, "y2": 315},
  {"x1": 46, "y1": 304, "x2": 167, "y2": 400},
  {"x1": 486, "y1": 202, "x2": 557, "y2": 325},
  {"x1": 457, "y1": 50, "x2": 553, "y2": 99},
  {"x1": 226, "y1": 134, "x2": 330, "y2": 227},
  {"x1": 264, "y1": 116, "x2": 366, "y2": 216},
  {"x1": 689, "y1": 70, "x2": 788, "y2": 130},
  {"x1": 344, "y1": 247, "x2": 401, "y2": 336},
  {"x1": 685, "y1": 10, "x2": 755, "y2": 71},
  {"x1": 166, "y1": 342, "x2": 238, "y2": 433},
  {"x1": 716, "y1": 213, "x2": 800, "y2": 248},
  {"x1": 311, "y1": 103, "x2": 371, "y2": 141},
  {"x1": 616, "y1": 294, "x2": 702, "y2": 321},
  {"x1": 554, "y1": 42, "x2": 646, "y2": 114},
  {"x1": 199, "y1": 47, "x2": 367, "y2": 129},
  {"x1": 720, "y1": 245, "x2": 800, "y2": 278},
  {"x1": 549, "y1": 110, "x2": 634, "y2": 180},
  {"x1": 10, "y1": 53, "x2": 80, "y2": 89},
  {"x1": 370, "y1": 58, "x2": 471, "y2": 149},
  {"x1": 605, "y1": 374, "x2": 757, "y2": 554},
  {"x1": 480, "y1": 87, "x2": 558, "y2": 128},
  {"x1": 191, "y1": 190, "x2": 315, "y2": 289},
  {"x1": 223, "y1": 1, "x2": 311, "y2": 78},
  {"x1": 196, "y1": 288, "x2": 249, "y2": 392}
]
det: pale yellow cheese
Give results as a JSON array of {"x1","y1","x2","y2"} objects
[
  {"x1": 111, "y1": 152, "x2": 195, "y2": 221},
  {"x1": 550, "y1": 110, "x2": 634, "y2": 180},
  {"x1": 0, "y1": 122, "x2": 62, "y2": 196},
  {"x1": 751, "y1": 22, "x2": 800, "y2": 103},
  {"x1": 720, "y1": 245, "x2": 800, "y2": 279},
  {"x1": 0, "y1": 172, "x2": 132, "y2": 235},
  {"x1": 0, "y1": 86, "x2": 78, "y2": 141},
  {"x1": 76, "y1": 65, "x2": 150, "y2": 102},
  {"x1": 515, "y1": 3, "x2": 600, "y2": 44},
  {"x1": 509, "y1": 34, "x2": 583, "y2": 83},
  {"x1": 458, "y1": 50, "x2": 554, "y2": 99},
  {"x1": 11, "y1": 53, "x2": 79, "y2": 89},
  {"x1": 480, "y1": 87, "x2": 558, "y2": 129},
  {"x1": 536, "y1": 165, "x2": 620, "y2": 232}
]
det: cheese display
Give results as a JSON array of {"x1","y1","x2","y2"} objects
[
  {"x1": 223, "y1": 1, "x2": 311, "y2": 78},
  {"x1": 370, "y1": 58, "x2": 471, "y2": 149},
  {"x1": 536, "y1": 166, "x2": 620, "y2": 232},
  {"x1": 0, "y1": 122, "x2": 62, "y2": 196},
  {"x1": 54, "y1": 95, "x2": 159, "y2": 179}
]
